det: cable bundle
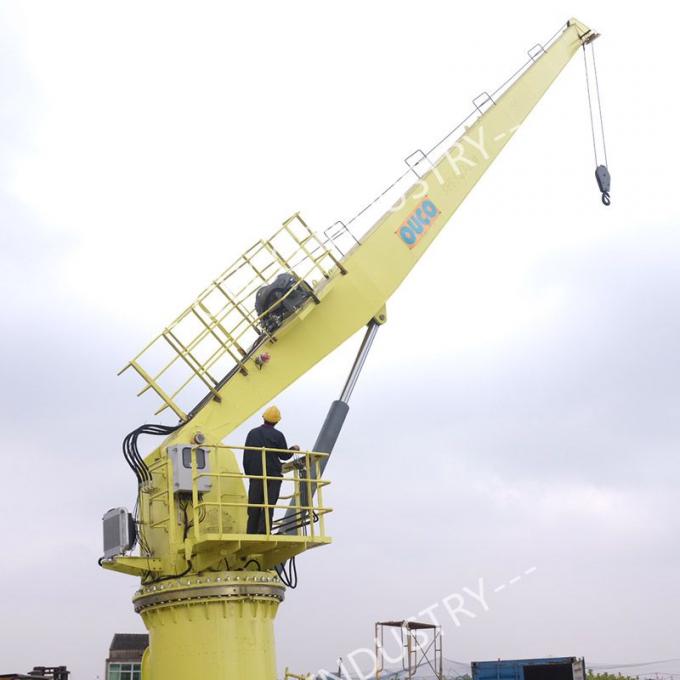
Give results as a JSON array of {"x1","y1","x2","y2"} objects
[
  {"x1": 123, "y1": 423, "x2": 181, "y2": 485},
  {"x1": 275, "y1": 557, "x2": 298, "y2": 589}
]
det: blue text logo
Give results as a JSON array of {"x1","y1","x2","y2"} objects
[{"x1": 396, "y1": 197, "x2": 441, "y2": 249}]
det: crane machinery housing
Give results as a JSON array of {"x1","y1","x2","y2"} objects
[{"x1": 99, "y1": 17, "x2": 609, "y2": 680}]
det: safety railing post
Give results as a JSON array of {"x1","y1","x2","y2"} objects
[
  {"x1": 166, "y1": 456, "x2": 177, "y2": 547},
  {"x1": 315, "y1": 456, "x2": 326, "y2": 537},
  {"x1": 191, "y1": 447, "x2": 200, "y2": 541},
  {"x1": 306, "y1": 453, "x2": 314, "y2": 539},
  {"x1": 139, "y1": 472, "x2": 148, "y2": 548},
  {"x1": 217, "y1": 446, "x2": 223, "y2": 535},
  {"x1": 261, "y1": 447, "x2": 270, "y2": 535}
]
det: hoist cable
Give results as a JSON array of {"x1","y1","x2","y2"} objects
[
  {"x1": 591, "y1": 42, "x2": 609, "y2": 166},
  {"x1": 583, "y1": 42, "x2": 609, "y2": 168},
  {"x1": 583, "y1": 45, "x2": 600, "y2": 167},
  {"x1": 583, "y1": 41, "x2": 611, "y2": 205}
]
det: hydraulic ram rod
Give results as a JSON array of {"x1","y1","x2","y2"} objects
[{"x1": 280, "y1": 321, "x2": 381, "y2": 533}]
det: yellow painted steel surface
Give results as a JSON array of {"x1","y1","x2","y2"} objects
[
  {"x1": 102, "y1": 444, "x2": 331, "y2": 575},
  {"x1": 284, "y1": 671, "x2": 311, "y2": 680},
  {"x1": 160, "y1": 19, "x2": 592, "y2": 451},
  {"x1": 104, "y1": 18, "x2": 596, "y2": 680},
  {"x1": 135, "y1": 571, "x2": 283, "y2": 680}
]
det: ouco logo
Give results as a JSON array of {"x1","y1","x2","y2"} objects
[{"x1": 396, "y1": 197, "x2": 441, "y2": 249}]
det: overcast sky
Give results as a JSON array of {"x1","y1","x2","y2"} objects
[{"x1": 1, "y1": 1, "x2": 679, "y2": 678}]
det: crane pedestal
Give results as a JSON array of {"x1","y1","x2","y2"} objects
[{"x1": 134, "y1": 571, "x2": 285, "y2": 680}]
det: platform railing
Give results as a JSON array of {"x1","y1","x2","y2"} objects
[
  {"x1": 119, "y1": 213, "x2": 347, "y2": 421},
  {"x1": 144, "y1": 444, "x2": 331, "y2": 552},
  {"x1": 189, "y1": 444, "x2": 330, "y2": 541}
]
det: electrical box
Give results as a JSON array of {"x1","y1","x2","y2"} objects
[
  {"x1": 102, "y1": 507, "x2": 136, "y2": 559},
  {"x1": 167, "y1": 445, "x2": 212, "y2": 494}
]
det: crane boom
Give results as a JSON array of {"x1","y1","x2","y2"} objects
[{"x1": 155, "y1": 18, "x2": 595, "y2": 450}]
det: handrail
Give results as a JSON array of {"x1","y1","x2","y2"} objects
[
  {"x1": 190, "y1": 445, "x2": 330, "y2": 539},
  {"x1": 120, "y1": 216, "x2": 346, "y2": 421},
  {"x1": 143, "y1": 444, "x2": 331, "y2": 552}
]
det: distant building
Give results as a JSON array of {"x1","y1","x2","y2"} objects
[
  {"x1": 0, "y1": 668, "x2": 69, "y2": 680},
  {"x1": 105, "y1": 634, "x2": 148, "y2": 680}
]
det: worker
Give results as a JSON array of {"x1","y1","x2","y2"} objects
[{"x1": 244, "y1": 405, "x2": 300, "y2": 534}]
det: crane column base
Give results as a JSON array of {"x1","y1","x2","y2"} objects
[{"x1": 134, "y1": 571, "x2": 285, "y2": 680}]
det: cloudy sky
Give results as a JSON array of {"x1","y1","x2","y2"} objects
[{"x1": 1, "y1": 1, "x2": 679, "y2": 678}]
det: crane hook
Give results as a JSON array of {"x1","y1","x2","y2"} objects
[{"x1": 595, "y1": 164, "x2": 611, "y2": 207}]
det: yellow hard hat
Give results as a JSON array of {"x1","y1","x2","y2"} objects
[{"x1": 262, "y1": 405, "x2": 281, "y2": 424}]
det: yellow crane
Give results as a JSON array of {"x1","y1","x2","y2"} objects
[{"x1": 99, "y1": 18, "x2": 608, "y2": 680}]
